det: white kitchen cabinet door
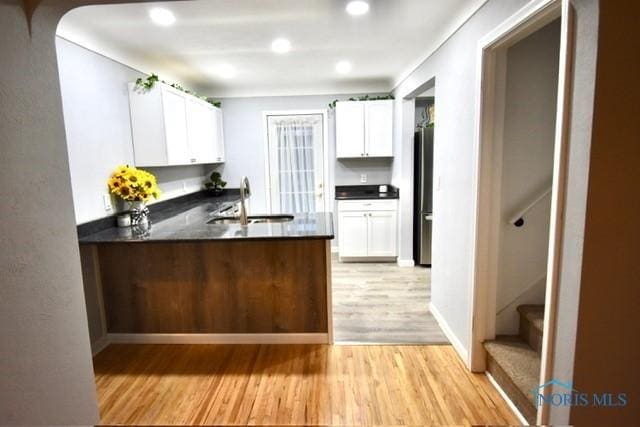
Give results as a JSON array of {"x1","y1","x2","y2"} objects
[
  {"x1": 365, "y1": 100, "x2": 393, "y2": 157},
  {"x1": 161, "y1": 88, "x2": 190, "y2": 165},
  {"x1": 335, "y1": 101, "x2": 365, "y2": 158},
  {"x1": 338, "y1": 211, "x2": 368, "y2": 257},
  {"x1": 367, "y1": 210, "x2": 398, "y2": 257},
  {"x1": 185, "y1": 98, "x2": 215, "y2": 164},
  {"x1": 129, "y1": 82, "x2": 226, "y2": 167},
  {"x1": 211, "y1": 107, "x2": 225, "y2": 163}
]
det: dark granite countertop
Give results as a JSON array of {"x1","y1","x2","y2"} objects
[
  {"x1": 335, "y1": 185, "x2": 399, "y2": 200},
  {"x1": 78, "y1": 191, "x2": 334, "y2": 244}
]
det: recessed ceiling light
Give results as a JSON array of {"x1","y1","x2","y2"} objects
[
  {"x1": 271, "y1": 38, "x2": 292, "y2": 54},
  {"x1": 335, "y1": 60, "x2": 352, "y2": 74},
  {"x1": 216, "y1": 64, "x2": 236, "y2": 79},
  {"x1": 149, "y1": 8, "x2": 176, "y2": 26},
  {"x1": 346, "y1": 1, "x2": 370, "y2": 16}
]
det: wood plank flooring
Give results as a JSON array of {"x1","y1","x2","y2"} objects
[
  {"x1": 332, "y1": 258, "x2": 448, "y2": 343},
  {"x1": 94, "y1": 344, "x2": 518, "y2": 425}
]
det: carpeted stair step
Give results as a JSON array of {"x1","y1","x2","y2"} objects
[
  {"x1": 517, "y1": 304, "x2": 545, "y2": 355},
  {"x1": 484, "y1": 336, "x2": 540, "y2": 424}
]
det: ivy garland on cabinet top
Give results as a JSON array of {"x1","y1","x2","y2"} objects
[
  {"x1": 134, "y1": 74, "x2": 222, "y2": 108},
  {"x1": 328, "y1": 94, "x2": 394, "y2": 109}
]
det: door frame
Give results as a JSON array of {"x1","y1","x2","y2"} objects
[
  {"x1": 467, "y1": 0, "x2": 573, "y2": 424},
  {"x1": 262, "y1": 109, "x2": 330, "y2": 214}
]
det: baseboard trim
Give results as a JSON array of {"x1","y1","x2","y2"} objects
[
  {"x1": 339, "y1": 256, "x2": 397, "y2": 263},
  {"x1": 397, "y1": 258, "x2": 415, "y2": 267},
  {"x1": 107, "y1": 333, "x2": 329, "y2": 344},
  {"x1": 486, "y1": 372, "x2": 529, "y2": 426},
  {"x1": 429, "y1": 302, "x2": 469, "y2": 363},
  {"x1": 91, "y1": 335, "x2": 110, "y2": 356}
]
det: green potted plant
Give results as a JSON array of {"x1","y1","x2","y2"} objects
[{"x1": 204, "y1": 171, "x2": 227, "y2": 196}]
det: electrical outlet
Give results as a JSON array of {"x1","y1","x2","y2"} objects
[
  {"x1": 360, "y1": 174, "x2": 367, "y2": 183},
  {"x1": 102, "y1": 193, "x2": 113, "y2": 211}
]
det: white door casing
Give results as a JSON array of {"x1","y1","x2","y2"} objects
[{"x1": 263, "y1": 110, "x2": 329, "y2": 214}]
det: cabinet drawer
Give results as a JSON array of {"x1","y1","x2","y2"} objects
[{"x1": 337, "y1": 199, "x2": 397, "y2": 212}]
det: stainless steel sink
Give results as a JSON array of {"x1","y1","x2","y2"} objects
[
  {"x1": 207, "y1": 215, "x2": 294, "y2": 225},
  {"x1": 250, "y1": 215, "x2": 294, "y2": 224},
  {"x1": 207, "y1": 217, "x2": 243, "y2": 225}
]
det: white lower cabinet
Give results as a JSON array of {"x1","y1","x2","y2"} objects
[
  {"x1": 337, "y1": 200, "x2": 398, "y2": 260},
  {"x1": 337, "y1": 211, "x2": 369, "y2": 257}
]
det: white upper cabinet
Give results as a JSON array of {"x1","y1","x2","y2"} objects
[
  {"x1": 128, "y1": 82, "x2": 225, "y2": 167},
  {"x1": 335, "y1": 101, "x2": 365, "y2": 158},
  {"x1": 163, "y1": 90, "x2": 190, "y2": 165},
  {"x1": 365, "y1": 101, "x2": 393, "y2": 157},
  {"x1": 335, "y1": 100, "x2": 393, "y2": 159},
  {"x1": 211, "y1": 107, "x2": 225, "y2": 163}
]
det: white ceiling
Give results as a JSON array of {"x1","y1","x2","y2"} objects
[{"x1": 58, "y1": 0, "x2": 486, "y2": 97}]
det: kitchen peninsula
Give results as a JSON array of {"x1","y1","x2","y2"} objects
[{"x1": 79, "y1": 192, "x2": 334, "y2": 344}]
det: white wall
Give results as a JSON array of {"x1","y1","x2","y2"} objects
[
  {"x1": 56, "y1": 37, "x2": 208, "y2": 224},
  {"x1": 495, "y1": 19, "x2": 560, "y2": 334},
  {"x1": 213, "y1": 95, "x2": 394, "y2": 214},
  {"x1": 391, "y1": 0, "x2": 530, "y2": 354},
  {"x1": 0, "y1": 2, "x2": 100, "y2": 424}
]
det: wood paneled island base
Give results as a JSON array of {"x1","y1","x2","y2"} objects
[{"x1": 88, "y1": 239, "x2": 331, "y2": 337}]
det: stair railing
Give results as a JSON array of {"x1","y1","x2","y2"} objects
[{"x1": 509, "y1": 186, "x2": 552, "y2": 227}]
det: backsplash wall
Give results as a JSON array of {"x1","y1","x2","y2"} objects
[{"x1": 56, "y1": 37, "x2": 208, "y2": 224}]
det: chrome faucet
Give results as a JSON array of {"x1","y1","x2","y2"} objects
[{"x1": 239, "y1": 176, "x2": 251, "y2": 226}]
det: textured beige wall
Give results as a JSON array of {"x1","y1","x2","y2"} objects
[
  {"x1": 0, "y1": 0, "x2": 119, "y2": 423},
  {"x1": 0, "y1": 2, "x2": 99, "y2": 424},
  {"x1": 569, "y1": 0, "x2": 640, "y2": 424}
]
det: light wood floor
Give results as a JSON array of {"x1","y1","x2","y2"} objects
[
  {"x1": 94, "y1": 344, "x2": 518, "y2": 425},
  {"x1": 332, "y1": 258, "x2": 448, "y2": 343}
]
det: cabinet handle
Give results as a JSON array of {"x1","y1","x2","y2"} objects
[
  {"x1": 216, "y1": 157, "x2": 222, "y2": 162},
  {"x1": 366, "y1": 153, "x2": 369, "y2": 156}
]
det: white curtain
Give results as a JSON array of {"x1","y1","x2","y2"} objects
[{"x1": 274, "y1": 117, "x2": 316, "y2": 213}]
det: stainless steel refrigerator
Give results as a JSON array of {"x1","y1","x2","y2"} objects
[{"x1": 413, "y1": 127, "x2": 433, "y2": 266}]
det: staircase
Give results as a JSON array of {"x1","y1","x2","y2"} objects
[{"x1": 484, "y1": 305, "x2": 544, "y2": 425}]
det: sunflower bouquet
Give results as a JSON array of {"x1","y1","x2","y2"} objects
[{"x1": 107, "y1": 165, "x2": 160, "y2": 204}]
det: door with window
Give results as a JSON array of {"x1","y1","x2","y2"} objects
[{"x1": 265, "y1": 112, "x2": 326, "y2": 214}]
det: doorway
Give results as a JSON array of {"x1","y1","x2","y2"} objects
[
  {"x1": 469, "y1": 0, "x2": 573, "y2": 425},
  {"x1": 263, "y1": 111, "x2": 329, "y2": 214}
]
